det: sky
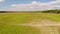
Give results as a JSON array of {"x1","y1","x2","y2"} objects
[{"x1": 0, "y1": 0, "x2": 60, "y2": 11}]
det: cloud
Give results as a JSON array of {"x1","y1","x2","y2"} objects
[
  {"x1": 0, "y1": 0, "x2": 5, "y2": 2},
  {"x1": 4, "y1": 0, "x2": 60, "y2": 11}
]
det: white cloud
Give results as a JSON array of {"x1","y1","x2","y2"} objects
[
  {"x1": 11, "y1": 4, "x2": 16, "y2": 7},
  {"x1": 4, "y1": 0, "x2": 60, "y2": 11},
  {"x1": 32, "y1": 1, "x2": 37, "y2": 4},
  {"x1": 0, "y1": 0, "x2": 5, "y2": 2}
]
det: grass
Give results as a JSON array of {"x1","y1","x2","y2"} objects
[
  {"x1": 46, "y1": 13, "x2": 60, "y2": 22},
  {"x1": 0, "y1": 13, "x2": 46, "y2": 24},
  {"x1": 0, "y1": 24, "x2": 40, "y2": 34},
  {"x1": 0, "y1": 13, "x2": 60, "y2": 24},
  {"x1": 0, "y1": 12, "x2": 60, "y2": 34}
]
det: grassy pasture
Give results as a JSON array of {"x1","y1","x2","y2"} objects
[
  {"x1": 0, "y1": 12, "x2": 60, "y2": 24},
  {"x1": 0, "y1": 13, "x2": 45, "y2": 24},
  {"x1": 0, "y1": 12, "x2": 60, "y2": 34},
  {"x1": 0, "y1": 24, "x2": 40, "y2": 34}
]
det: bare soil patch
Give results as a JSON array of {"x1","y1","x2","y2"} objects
[
  {"x1": 13, "y1": 19, "x2": 60, "y2": 34},
  {"x1": 15, "y1": 19, "x2": 60, "y2": 27}
]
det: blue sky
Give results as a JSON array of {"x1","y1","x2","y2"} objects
[{"x1": 0, "y1": 0, "x2": 60, "y2": 11}]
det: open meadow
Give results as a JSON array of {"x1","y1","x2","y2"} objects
[
  {"x1": 0, "y1": 12, "x2": 60, "y2": 34},
  {"x1": 0, "y1": 0, "x2": 60, "y2": 34}
]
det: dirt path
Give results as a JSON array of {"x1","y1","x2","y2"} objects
[
  {"x1": 15, "y1": 19, "x2": 60, "y2": 26},
  {"x1": 14, "y1": 19, "x2": 60, "y2": 34},
  {"x1": 39, "y1": 27, "x2": 59, "y2": 34}
]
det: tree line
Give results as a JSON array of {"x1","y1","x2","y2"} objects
[
  {"x1": 0, "y1": 9, "x2": 60, "y2": 13},
  {"x1": 40, "y1": 10, "x2": 60, "y2": 13}
]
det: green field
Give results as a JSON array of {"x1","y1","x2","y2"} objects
[{"x1": 0, "y1": 12, "x2": 60, "y2": 34}]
